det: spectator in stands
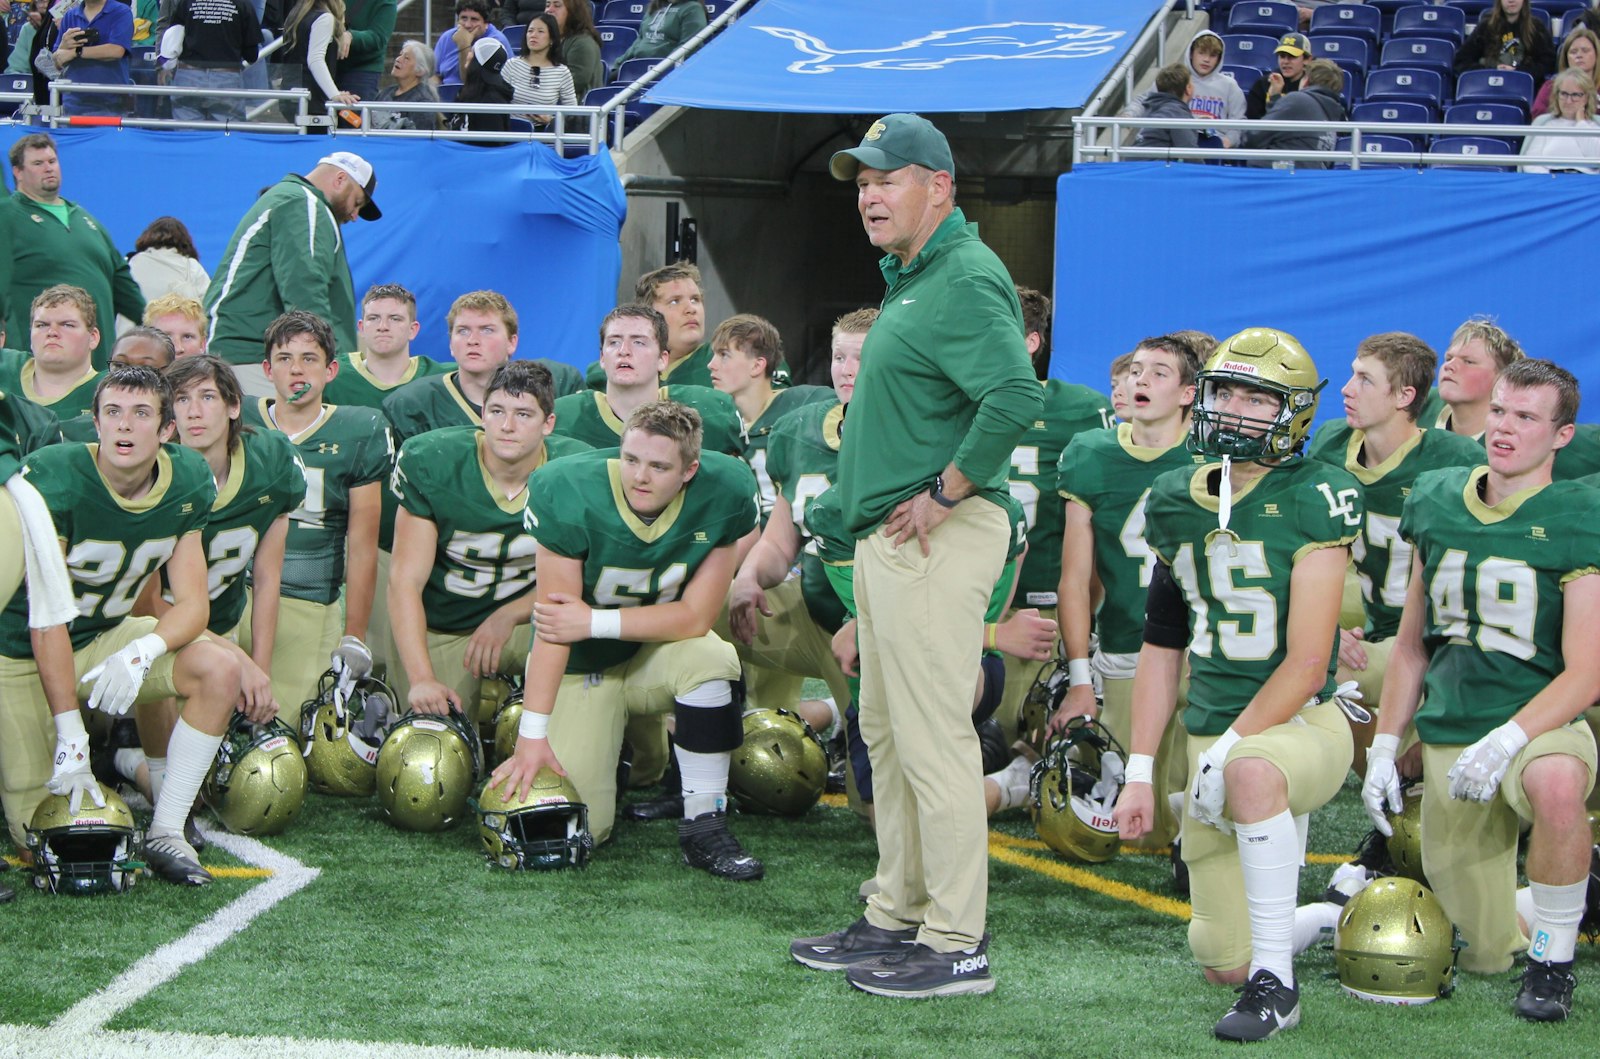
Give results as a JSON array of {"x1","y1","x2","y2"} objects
[
  {"x1": 504, "y1": 13, "x2": 575, "y2": 125},
  {"x1": 144, "y1": 292, "x2": 209, "y2": 357},
  {"x1": 127, "y1": 217, "x2": 210, "y2": 305},
  {"x1": 1134, "y1": 62, "x2": 1200, "y2": 154},
  {"x1": 338, "y1": 0, "x2": 395, "y2": 100},
  {"x1": 616, "y1": 0, "x2": 705, "y2": 66},
  {"x1": 49, "y1": 0, "x2": 134, "y2": 116},
  {"x1": 1245, "y1": 32, "x2": 1309, "y2": 120},
  {"x1": 7, "y1": 0, "x2": 52, "y2": 76},
  {"x1": 275, "y1": 0, "x2": 357, "y2": 121},
  {"x1": 544, "y1": 0, "x2": 600, "y2": 98},
  {"x1": 1532, "y1": 28, "x2": 1599, "y2": 118},
  {"x1": 491, "y1": 0, "x2": 544, "y2": 32},
  {"x1": 1242, "y1": 58, "x2": 1347, "y2": 168},
  {"x1": 158, "y1": 0, "x2": 262, "y2": 122},
  {"x1": 1455, "y1": 0, "x2": 1556, "y2": 85},
  {"x1": 371, "y1": 39, "x2": 440, "y2": 128},
  {"x1": 1294, "y1": 1, "x2": 1356, "y2": 31},
  {"x1": 451, "y1": 35, "x2": 513, "y2": 131},
  {"x1": 1183, "y1": 29, "x2": 1244, "y2": 146},
  {"x1": 1521, "y1": 68, "x2": 1600, "y2": 172},
  {"x1": 433, "y1": 0, "x2": 509, "y2": 87}
]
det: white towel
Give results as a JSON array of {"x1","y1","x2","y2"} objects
[{"x1": 6, "y1": 473, "x2": 79, "y2": 629}]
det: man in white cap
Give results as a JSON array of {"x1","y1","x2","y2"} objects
[{"x1": 203, "y1": 152, "x2": 382, "y2": 399}]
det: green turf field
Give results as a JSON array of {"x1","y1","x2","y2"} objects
[{"x1": 2, "y1": 764, "x2": 1594, "y2": 1059}]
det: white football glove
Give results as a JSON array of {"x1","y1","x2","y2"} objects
[
  {"x1": 1447, "y1": 720, "x2": 1529, "y2": 803},
  {"x1": 1362, "y1": 733, "x2": 1403, "y2": 836},
  {"x1": 330, "y1": 635, "x2": 372, "y2": 693},
  {"x1": 1189, "y1": 728, "x2": 1240, "y2": 834},
  {"x1": 47, "y1": 713, "x2": 105, "y2": 815},
  {"x1": 81, "y1": 633, "x2": 167, "y2": 716}
]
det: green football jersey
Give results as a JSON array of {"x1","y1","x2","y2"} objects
[
  {"x1": 0, "y1": 443, "x2": 214, "y2": 657},
  {"x1": 0, "y1": 390, "x2": 31, "y2": 479},
  {"x1": 1553, "y1": 423, "x2": 1600, "y2": 481},
  {"x1": 1008, "y1": 379, "x2": 1114, "y2": 603},
  {"x1": 741, "y1": 385, "x2": 834, "y2": 521},
  {"x1": 541, "y1": 359, "x2": 587, "y2": 399},
  {"x1": 768, "y1": 399, "x2": 847, "y2": 632},
  {"x1": 1416, "y1": 386, "x2": 1444, "y2": 429},
  {"x1": 1057, "y1": 423, "x2": 1208, "y2": 655},
  {"x1": 324, "y1": 351, "x2": 448, "y2": 409},
  {"x1": 202, "y1": 429, "x2": 308, "y2": 634},
  {"x1": 393, "y1": 426, "x2": 590, "y2": 634},
  {"x1": 1145, "y1": 459, "x2": 1363, "y2": 737},
  {"x1": 244, "y1": 399, "x2": 392, "y2": 605},
  {"x1": 1403, "y1": 467, "x2": 1600, "y2": 745},
  {"x1": 382, "y1": 371, "x2": 482, "y2": 445},
  {"x1": 1, "y1": 388, "x2": 62, "y2": 462},
  {"x1": 523, "y1": 449, "x2": 759, "y2": 674},
  {"x1": 0, "y1": 356, "x2": 103, "y2": 421},
  {"x1": 549, "y1": 386, "x2": 745, "y2": 457},
  {"x1": 1309, "y1": 422, "x2": 1484, "y2": 641}
]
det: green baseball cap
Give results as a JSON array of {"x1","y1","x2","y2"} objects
[{"x1": 829, "y1": 113, "x2": 955, "y2": 181}]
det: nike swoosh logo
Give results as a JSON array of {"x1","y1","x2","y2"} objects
[{"x1": 901, "y1": 298, "x2": 916, "y2": 304}]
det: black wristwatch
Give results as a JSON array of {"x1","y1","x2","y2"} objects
[{"x1": 929, "y1": 475, "x2": 960, "y2": 509}]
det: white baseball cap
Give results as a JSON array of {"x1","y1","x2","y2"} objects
[{"x1": 317, "y1": 151, "x2": 381, "y2": 220}]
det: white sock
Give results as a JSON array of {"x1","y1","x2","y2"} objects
[
  {"x1": 822, "y1": 696, "x2": 841, "y2": 738},
  {"x1": 1293, "y1": 812, "x2": 1309, "y2": 863},
  {"x1": 1516, "y1": 886, "x2": 1536, "y2": 934},
  {"x1": 1528, "y1": 879, "x2": 1587, "y2": 965},
  {"x1": 1293, "y1": 902, "x2": 1341, "y2": 955},
  {"x1": 676, "y1": 747, "x2": 730, "y2": 819},
  {"x1": 113, "y1": 747, "x2": 146, "y2": 784},
  {"x1": 145, "y1": 755, "x2": 168, "y2": 801},
  {"x1": 1235, "y1": 809, "x2": 1301, "y2": 987},
  {"x1": 148, "y1": 721, "x2": 220, "y2": 839},
  {"x1": 986, "y1": 756, "x2": 1033, "y2": 812}
]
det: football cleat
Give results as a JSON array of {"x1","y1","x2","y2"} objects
[
  {"x1": 1190, "y1": 328, "x2": 1324, "y2": 463},
  {"x1": 1213, "y1": 969, "x2": 1300, "y2": 1042},
  {"x1": 845, "y1": 935, "x2": 994, "y2": 998},
  {"x1": 26, "y1": 787, "x2": 140, "y2": 895},
  {"x1": 790, "y1": 917, "x2": 919, "y2": 971},
  {"x1": 1029, "y1": 716, "x2": 1124, "y2": 863},
  {"x1": 477, "y1": 769, "x2": 593, "y2": 870},
  {"x1": 1514, "y1": 959, "x2": 1576, "y2": 1023},
  {"x1": 729, "y1": 708, "x2": 828, "y2": 816},
  {"x1": 377, "y1": 710, "x2": 483, "y2": 832},
  {"x1": 679, "y1": 810, "x2": 763, "y2": 881},
  {"x1": 203, "y1": 715, "x2": 308, "y2": 836},
  {"x1": 142, "y1": 832, "x2": 212, "y2": 887},
  {"x1": 1334, "y1": 876, "x2": 1458, "y2": 1004}
]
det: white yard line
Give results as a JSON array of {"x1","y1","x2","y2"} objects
[{"x1": 0, "y1": 1027, "x2": 639, "y2": 1059}]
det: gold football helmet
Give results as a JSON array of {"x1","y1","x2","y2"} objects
[
  {"x1": 1029, "y1": 716, "x2": 1124, "y2": 864},
  {"x1": 1190, "y1": 328, "x2": 1324, "y2": 462},
  {"x1": 490, "y1": 683, "x2": 526, "y2": 768},
  {"x1": 1385, "y1": 783, "x2": 1426, "y2": 886},
  {"x1": 1019, "y1": 655, "x2": 1072, "y2": 756},
  {"x1": 203, "y1": 716, "x2": 308, "y2": 836},
  {"x1": 26, "y1": 786, "x2": 139, "y2": 895},
  {"x1": 729, "y1": 709, "x2": 829, "y2": 816},
  {"x1": 299, "y1": 667, "x2": 397, "y2": 797},
  {"x1": 477, "y1": 769, "x2": 593, "y2": 870},
  {"x1": 1335, "y1": 877, "x2": 1458, "y2": 1004},
  {"x1": 377, "y1": 710, "x2": 484, "y2": 832}
]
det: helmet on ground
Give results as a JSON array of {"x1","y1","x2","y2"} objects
[
  {"x1": 1385, "y1": 783, "x2": 1426, "y2": 886},
  {"x1": 1189, "y1": 328, "x2": 1323, "y2": 462},
  {"x1": 477, "y1": 769, "x2": 593, "y2": 869},
  {"x1": 377, "y1": 710, "x2": 484, "y2": 831},
  {"x1": 473, "y1": 672, "x2": 521, "y2": 757},
  {"x1": 729, "y1": 708, "x2": 828, "y2": 816},
  {"x1": 491, "y1": 684, "x2": 526, "y2": 768},
  {"x1": 1335, "y1": 876, "x2": 1458, "y2": 1004},
  {"x1": 1029, "y1": 716, "x2": 1125, "y2": 863},
  {"x1": 203, "y1": 716, "x2": 308, "y2": 836},
  {"x1": 299, "y1": 666, "x2": 397, "y2": 797},
  {"x1": 1019, "y1": 656, "x2": 1071, "y2": 756},
  {"x1": 25, "y1": 786, "x2": 139, "y2": 895}
]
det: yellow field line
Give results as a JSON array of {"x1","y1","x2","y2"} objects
[
  {"x1": 988, "y1": 832, "x2": 1192, "y2": 920},
  {"x1": 2, "y1": 855, "x2": 271, "y2": 879}
]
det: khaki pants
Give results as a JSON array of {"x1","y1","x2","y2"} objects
[
  {"x1": 856, "y1": 496, "x2": 1008, "y2": 952},
  {"x1": 238, "y1": 593, "x2": 341, "y2": 732},
  {"x1": 0, "y1": 617, "x2": 185, "y2": 845},
  {"x1": 1421, "y1": 726, "x2": 1597, "y2": 974},
  {"x1": 387, "y1": 624, "x2": 533, "y2": 727},
  {"x1": 548, "y1": 633, "x2": 741, "y2": 843},
  {"x1": 1182, "y1": 700, "x2": 1353, "y2": 972},
  {"x1": 368, "y1": 549, "x2": 398, "y2": 683}
]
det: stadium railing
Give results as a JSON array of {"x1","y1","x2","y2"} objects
[
  {"x1": 43, "y1": 81, "x2": 311, "y2": 134},
  {"x1": 1079, "y1": 0, "x2": 1203, "y2": 149}
]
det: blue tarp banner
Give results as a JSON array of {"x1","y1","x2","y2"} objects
[
  {"x1": 0, "y1": 128, "x2": 626, "y2": 369},
  {"x1": 645, "y1": 0, "x2": 1157, "y2": 113},
  {"x1": 1054, "y1": 164, "x2": 1600, "y2": 424}
]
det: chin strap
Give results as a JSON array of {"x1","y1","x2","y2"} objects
[{"x1": 1206, "y1": 456, "x2": 1241, "y2": 558}]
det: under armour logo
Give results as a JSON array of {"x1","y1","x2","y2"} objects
[{"x1": 318, "y1": 442, "x2": 340, "y2": 455}]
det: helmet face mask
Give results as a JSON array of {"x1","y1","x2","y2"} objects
[
  {"x1": 204, "y1": 715, "x2": 308, "y2": 836},
  {"x1": 1019, "y1": 656, "x2": 1072, "y2": 756},
  {"x1": 377, "y1": 710, "x2": 484, "y2": 832},
  {"x1": 300, "y1": 667, "x2": 397, "y2": 797},
  {"x1": 1029, "y1": 716, "x2": 1125, "y2": 863},
  {"x1": 26, "y1": 787, "x2": 140, "y2": 895},
  {"x1": 1335, "y1": 877, "x2": 1459, "y2": 1004},
  {"x1": 728, "y1": 708, "x2": 829, "y2": 816},
  {"x1": 1189, "y1": 328, "x2": 1324, "y2": 463},
  {"x1": 477, "y1": 769, "x2": 593, "y2": 870}
]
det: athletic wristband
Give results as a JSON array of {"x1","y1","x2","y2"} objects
[
  {"x1": 985, "y1": 623, "x2": 998, "y2": 650},
  {"x1": 1125, "y1": 753, "x2": 1155, "y2": 786},
  {"x1": 588, "y1": 608, "x2": 622, "y2": 640},
  {"x1": 1368, "y1": 733, "x2": 1401, "y2": 759},
  {"x1": 1067, "y1": 658, "x2": 1092, "y2": 687},
  {"x1": 518, "y1": 710, "x2": 550, "y2": 740},
  {"x1": 53, "y1": 709, "x2": 89, "y2": 742}
]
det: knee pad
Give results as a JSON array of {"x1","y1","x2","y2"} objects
[{"x1": 674, "y1": 679, "x2": 743, "y2": 754}]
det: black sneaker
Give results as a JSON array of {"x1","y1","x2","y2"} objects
[
  {"x1": 1514, "y1": 958, "x2": 1576, "y2": 1022},
  {"x1": 625, "y1": 792, "x2": 685, "y2": 822},
  {"x1": 846, "y1": 935, "x2": 994, "y2": 998},
  {"x1": 185, "y1": 812, "x2": 207, "y2": 853},
  {"x1": 1171, "y1": 840, "x2": 1190, "y2": 899},
  {"x1": 678, "y1": 810, "x2": 763, "y2": 881},
  {"x1": 791, "y1": 916, "x2": 919, "y2": 970},
  {"x1": 1213, "y1": 969, "x2": 1301, "y2": 1042},
  {"x1": 143, "y1": 832, "x2": 212, "y2": 887}
]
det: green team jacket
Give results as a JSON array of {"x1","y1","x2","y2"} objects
[
  {"x1": 0, "y1": 192, "x2": 145, "y2": 371},
  {"x1": 203, "y1": 175, "x2": 358, "y2": 366},
  {"x1": 837, "y1": 208, "x2": 1041, "y2": 536}
]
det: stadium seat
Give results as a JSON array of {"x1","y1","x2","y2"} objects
[
  {"x1": 128, "y1": 45, "x2": 160, "y2": 83},
  {"x1": 1456, "y1": 68, "x2": 1535, "y2": 115},
  {"x1": 1443, "y1": 101, "x2": 1528, "y2": 128},
  {"x1": 1392, "y1": 5, "x2": 1466, "y2": 46},
  {"x1": 1364, "y1": 0, "x2": 1424, "y2": 34},
  {"x1": 1536, "y1": 0, "x2": 1591, "y2": 33},
  {"x1": 1309, "y1": 3, "x2": 1381, "y2": 48},
  {"x1": 1365, "y1": 67, "x2": 1444, "y2": 111},
  {"x1": 1313, "y1": 35, "x2": 1370, "y2": 74},
  {"x1": 613, "y1": 57, "x2": 667, "y2": 85},
  {"x1": 1340, "y1": 67, "x2": 1365, "y2": 107},
  {"x1": 1380, "y1": 37, "x2": 1456, "y2": 78},
  {"x1": 584, "y1": 84, "x2": 659, "y2": 127},
  {"x1": 597, "y1": 23, "x2": 638, "y2": 70},
  {"x1": 1430, "y1": 135, "x2": 1516, "y2": 170},
  {"x1": 1333, "y1": 133, "x2": 1419, "y2": 168},
  {"x1": 1444, "y1": 0, "x2": 1494, "y2": 19},
  {"x1": 1226, "y1": 1, "x2": 1299, "y2": 36},
  {"x1": 598, "y1": 0, "x2": 646, "y2": 24},
  {"x1": 0, "y1": 73, "x2": 30, "y2": 117},
  {"x1": 1351, "y1": 100, "x2": 1433, "y2": 149},
  {"x1": 702, "y1": 0, "x2": 730, "y2": 19},
  {"x1": 504, "y1": 26, "x2": 525, "y2": 56},
  {"x1": 508, "y1": 116, "x2": 535, "y2": 134},
  {"x1": 1223, "y1": 63, "x2": 1263, "y2": 95},
  {"x1": 1222, "y1": 34, "x2": 1280, "y2": 72}
]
